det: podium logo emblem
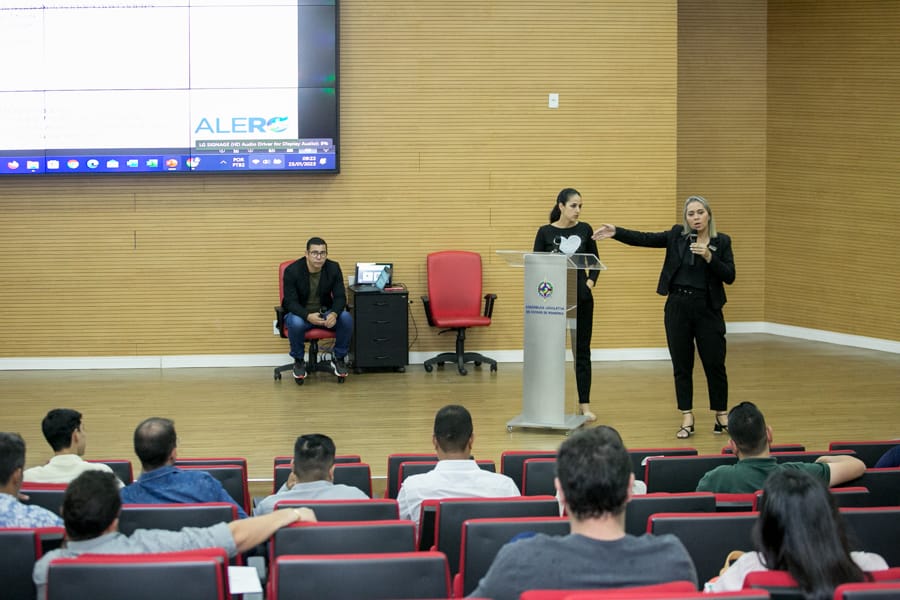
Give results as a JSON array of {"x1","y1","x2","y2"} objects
[{"x1": 537, "y1": 280, "x2": 554, "y2": 298}]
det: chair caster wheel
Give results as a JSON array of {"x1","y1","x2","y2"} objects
[
  {"x1": 337, "y1": 377, "x2": 346, "y2": 384},
  {"x1": 474, "y1": 361, "x2": 482, "y2": 366},
  {"x1": 294, "y1": 378, "x2": 305, "y2": 386},
  {"x1": 274, "y1": 371, "x2": 282, "y2": 381},
  {"x1": 424, "y1": 363, "x2": 433, "y2": 373},
  {"x1": 507, "y1": 426, "x2": 513, "y2": 433},
  {"x1": 459, "y1": 368, "x2": 468, "y2": 376},
  {"x1": 437, "y1": 361, "x2": 445, "y2": 367},
  {"x1": 490, "y1": 364, "x2": 498, "y2": 372}
]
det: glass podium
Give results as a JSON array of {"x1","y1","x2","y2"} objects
[{"x1": 496, "y1": 250, "x2": 606, "y2": 432}]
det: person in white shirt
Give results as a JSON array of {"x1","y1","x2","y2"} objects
[
  {"x1": 397, "y1": 405, "x2": 520, "y2": 528},
  {"x1": 708, "y1": 469, "x2": 888, "y2": 595},
  {"x1": 255, "y1": 433, "x2": 368, "y2": 515},
  {"x1": 23, "y1": 408, "x2": 120, "y2": 486}
]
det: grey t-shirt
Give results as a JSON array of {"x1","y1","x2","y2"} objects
[
  {"x1": 255, "y1": 480, "x2": 369, "y2": 515},
  {"x1": 468, "y1": 532, "x2": 697, "y2": 600}
]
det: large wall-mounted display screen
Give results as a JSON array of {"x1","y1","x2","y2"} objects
[{"x1": 0, "y1": 0, "x2": 338, "y2": 175}]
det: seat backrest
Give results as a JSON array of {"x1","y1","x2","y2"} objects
[
  {"x1": 835, "y1": 582, "x2": 900, "y2": 599},
  {"x1": 829, "y1": 441, "x2": 899, "y2": 468},
  {"x1": 47, "y1": 548, "x2": 229, "y2": 600},
  {"x1": 271, "y1": 551, "x2": 449, "y2": 600},
  {"x1": 118, "y1": 503, "x2": 238, "y2": 535},
  {"x1": 500, "y1": 450, "x2": 558, "y2": 492},
  {"x1": 398, "y1": 459, "x2": 496, "y2": 489},
  {"x1": 88, "y1": 459, "x2": 134, "y2": 484},
  {"x1": 519, "y1": 581, "x2": 699, "y2": 600},
  {"x1": 723, "y1": 443, "x2": 805, "y2": 454},
  {"x1": 840, "y1": 506, "x2": 900, "y2": 566},
  {"x1": 714, "y1": 493, "x2": 759, "y2": 512},
  {"x1": 523, "y1": 458, "x2": 559, "y2": 496},
  {"x1": 20, "y1": 482, "x2": 68, "y2": 514},
  {"x1": 455, "y1": 516, "x2": 570, "y2": 597},
  {"x1": 629, "y1": 448, "x2": 699, "y2": 482},
  {"x1": 426, "y1": 250, "x2": 483, "y2": 319},
  {"x1": 333, "y1": 462, "x2": 373, "y2": 497},
  {"x1": 175, "y1": 462, "x2": 250, "y2": 515},
  {"x1": 272, "y1": 498, "x2": 399, "y2": 521},
  {"x1": 624, "y1": 492, "x2": 717, "y2": 536},
  {"x1": 648, "y1": 512, "x2": 757, "y2": 585},
  {"x1": 743, "y1": 571, "x2": 804, "y2": 600},
  {"x1": 433, "y1": 496, "x2": 560, "y2": 575},
  {"x1": 0, "y1": 527, "x2": 63, "y2": 600},
  {"x1": 385, "y1": 453, "x2": 438, "y2": 498},
  {"x1": 564, "y1": 591, "x2": 769, "y2": 600},
  {"x1": 279, "y1": 259, "x2": 293, "y2": 303},
  {"x1": 270, "y1": 520, "x2": 416, "y2": 561},
  {"x1": 644, "y1": 454, "x2": 738, "y2": 493},
  {"x1": 837, "y1": 468, "x2": 900, "y2": 507}
]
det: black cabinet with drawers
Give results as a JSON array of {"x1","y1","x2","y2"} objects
[{"x1": 350, "y1": 288, "x2": 408, "y2": 372}]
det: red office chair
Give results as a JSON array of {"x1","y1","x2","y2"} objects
[
  {"x1": 421, "y1": 250, "x2": 497, "y2": 375},
  {"x1": 272, "y1": 259, "x2": 344, "y2": 385}
]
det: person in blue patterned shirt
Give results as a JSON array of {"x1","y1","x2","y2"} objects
[
  {"x1": 0, "y1": 432, "x2": 64, "y2": 528},
  {"x1": 120, "y1": 417, "x2": 248, "y2": 518}
]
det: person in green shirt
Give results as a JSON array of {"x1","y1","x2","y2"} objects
[{"x1": 696, "y1": 401, "x2": 865, "y2": 493}]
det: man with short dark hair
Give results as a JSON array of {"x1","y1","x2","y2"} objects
[
  {"x1": 0, "y1": 432, "x2": 63, "y2": 528},
  {"x1": 255, "y1": 434, "x2": 367, "y2": 515},
  {"x1": 120, "y1": 417, "x2": 248, "y2": 517},
  {"x1": 469, "y1": 427, "x2": 697, "y2": 600},
  {"x1": 33, "y1": 471, "x2": 315, "y2": 600},
  {"x1": 696, "y1": 401, "x2": 866, "y2": 493},
  {"x1": 282, "y1": 236, "x2": 353, "y2": 380},
  {"x1": 397, "y1": 405, "x2": 520, "y2": 527},
  {"x1": 24, "y1": 408, "x2": 119, "y2": 485}
]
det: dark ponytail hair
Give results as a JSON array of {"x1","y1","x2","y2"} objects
[{"x1": 549, "y1": 188, "x2": 581, "y2": 223}]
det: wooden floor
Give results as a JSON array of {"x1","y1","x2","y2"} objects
[{"x1": 3, "y1": 334, "x2": 899, "y2": 497}]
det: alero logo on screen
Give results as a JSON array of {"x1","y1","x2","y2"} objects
[{"x1": 194, "y1": 116, "x2": 289, "y2": 135}]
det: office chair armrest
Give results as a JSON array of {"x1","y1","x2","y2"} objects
[
  {"x1": 274, "y1": 306, "x2": 287, "y2": 338},
  {"x1": 483, "y1": 293, "x2": 497, "y2": 318},
  {"x1": 421, "y1": 296, "x2": 437, "y2": 327}
]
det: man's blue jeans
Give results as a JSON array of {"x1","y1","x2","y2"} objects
[{"x1": 285, "y1": 310, "x2": 353, "y2": 361}]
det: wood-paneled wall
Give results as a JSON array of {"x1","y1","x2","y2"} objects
[
  {"x1": 766, "y1": 0, "x2": 900, "y2": 340},
  {"x1": 1, "y1": 1, "x2": 898, "y2": 361},
  {"x1": 0, "y1": 1, "x2": 678, "y2": 358}
]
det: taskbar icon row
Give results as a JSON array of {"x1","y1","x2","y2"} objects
[{"x1": 1, "y1": 152, "x2": 336, "y2": 174}]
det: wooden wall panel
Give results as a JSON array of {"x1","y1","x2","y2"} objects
[
  {"x1": 766, "y1": 1, "x2": 900, "y2": 340},
  {"x1": 677, "y1": 0, "x2": 767, "y2": 325},
  {"x1": 0, "y1": 1, "x2": 678, "y2": 358}
]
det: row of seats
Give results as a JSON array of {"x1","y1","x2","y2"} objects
[{"x1": 7, "y1": 525, "x2": 900, "y2": 600}]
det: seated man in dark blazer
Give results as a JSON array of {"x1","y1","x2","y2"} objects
[{"x1": 282, "y1": 236, "x2": 353, "y2": 380}]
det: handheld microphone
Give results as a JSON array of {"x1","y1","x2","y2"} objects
[{"x1": 688, "y1": 229, "x2": 698, "y2": 265}]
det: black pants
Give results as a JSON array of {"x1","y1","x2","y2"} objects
[
  {"x1": 663, "y1": 292, "x2": 727, "y2": 412},
  {"x1": 573, "y1": 295, "x2": 594, "y2": 404}
]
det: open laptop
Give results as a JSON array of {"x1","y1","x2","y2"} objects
[{"x1": 352, "y1": 262, "x2": 392, "y2": 293}]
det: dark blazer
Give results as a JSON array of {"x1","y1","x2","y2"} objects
[
  {"x1": 282, "y1": 257, "x2": 347, "y2": 319},
  {"x1": 613, "y1": 224, "x2": 735, "y2": 310}
]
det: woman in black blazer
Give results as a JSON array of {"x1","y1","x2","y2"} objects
[{"x1": 593, "y1": 196, "x2": 735, "y2": 438}]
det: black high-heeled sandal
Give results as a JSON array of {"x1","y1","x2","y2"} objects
[
  {"x1": 676, "y1": 411, "x2": 694, "y2": 439},
  {"x1": 714, "y1": 411, "x2": 728, "y2": 434}
]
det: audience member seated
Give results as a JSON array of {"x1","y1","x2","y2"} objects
[
  {"x1": 33, "y1": 471, "x2": 315, "y2": 600},
  {"x1": 708, "y1": 469, "x2": 887, "y2": 595},
  {"x1": 697, "y1": 402, "x2": 866, "y2": 493},
  {"x1": 468, "y1": 426, "x2": 697, "y2": 600},
  {"x1": 397, "y1": 405, "x2": 519, "y2": 526},
  {"x1": 0, "y1": 432, "x2": 63, "y2": 528},
  {"x1": 24, "y1": 409, "x2": 121, "y2": 486},
  {"x1": 874, "y1": 444, "x2": 900, "y2": 468},
  {"x1": 120, "y1": 417, "x2": 248, "y2": 518},
  {"x1": 255, "y1": 434, "x2": 367, "y2": 515}
]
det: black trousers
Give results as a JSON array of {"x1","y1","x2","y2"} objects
[
  {"x1": 573, "y1": 294, "x2": 594, "y2": 404},
  {"x1": 663, "y1": 292, "x2": 728, "y2": 412}
]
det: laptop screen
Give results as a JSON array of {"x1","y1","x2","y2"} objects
[{"x1": 355, "y1": 262, "x2": 393, "y2": 286}]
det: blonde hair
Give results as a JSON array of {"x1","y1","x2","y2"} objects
[{"x1": 682, "y1": 195, "x2": 717, "y2": 238}]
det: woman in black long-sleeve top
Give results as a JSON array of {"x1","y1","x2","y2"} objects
[
  {"x1": 593, "y1": 196, "x2": 735, "y2": 438},
  {"x1": 533, "y1": 188, "x2": 600, "y2": 422}
]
